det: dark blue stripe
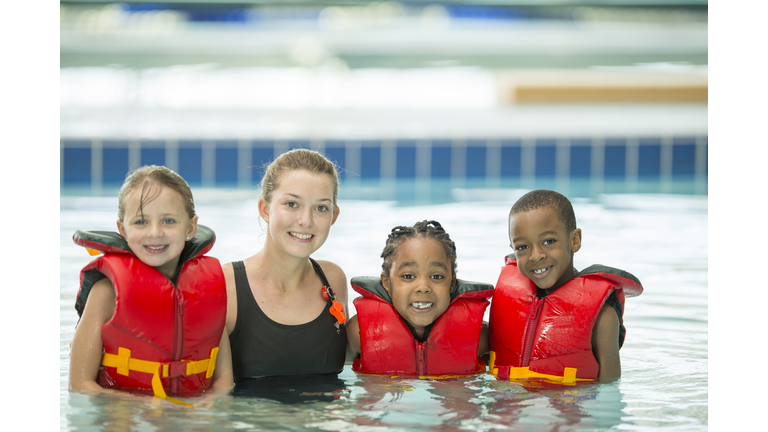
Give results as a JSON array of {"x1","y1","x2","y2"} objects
[
  {"x1": 466, "y1": 141, "x2": 486, "y2": 178},
  {"x1": 431, "y1": 141, "x2": 452, "y2": 178},
  {"x1": 62, "y1": 146, "x2": 91, "y2": 184},
  {"x1": 360, "y1": 144, "x2": 381, "y2": 179},
  {"x1": 396, "y1": 140, "x2": 417, "y2": 179},
  {"x1": 215, "y1": 142, "x2": 239, "y2": 185}
]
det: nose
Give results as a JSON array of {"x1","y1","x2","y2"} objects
[
  {"x1": 148, "y1": 221, "x2": 163, "y2": 238},
  {"x1": 530, "y1": 244, "x2": 546, "y2": 262},
  {"x1": 297, "y1": 207, "x2": 313, "y2": 227},
  {"x1": 414, "y1": 278, "x2": 433, "y2": 294}
]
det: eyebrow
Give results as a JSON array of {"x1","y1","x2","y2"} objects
[
  {"x1": 284, "y1": 193, "x2": 331, "y2": 203},
  {"x1": 395, "y1": 261, "x2": 449, "y2": 271},
  {"x1": 512, "y1": 230, "x2": 558, "y2": 244}
]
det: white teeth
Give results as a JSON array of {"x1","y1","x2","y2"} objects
[
  {"x1": 534, "y1": 267, "x2": 549, "y2": 274},
  {"x1": 147, "y1": 246, "x2": 166, "y2": 250},
  {"x1": 411, "y1": 302, "x2": 433, "y2": 309},
  {"x1": 291, "y1": 232, "x2": 312, "y2": 240}
]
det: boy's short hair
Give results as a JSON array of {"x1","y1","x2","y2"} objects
[{"x1": 509, "y1": 190, "x2": 577, "y2": 232}]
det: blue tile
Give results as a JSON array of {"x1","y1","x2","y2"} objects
[
  {"x1": 140, "y1": 140, "x2": 166, "y2": 167},
  {"x1": 396, "y1": 140, "x2": 417, "y2": 179},
  {"x1": 604, "y1": 139, "x2": 626, "y2": 178},
  {"x1": 251, "y1": 144, "x2": 275, "y2": 183},
  {"x1": 178, "y1": 143, "x2": 203, "y2": 186},
  {"x1": 215, "y1": 144, "x2": 239, "y2": 185},
  {"x1": 432, "y1": 141, "x2": 452, "y2": 178},
  {"x1": 466, "y1": 141, "x2": 486, "y2": 178},
  {"x1": 288, "y1": 139, "x2": 311, "y2": 151},
  {"x1": 535, "y1": 139, "x2": 557, "y2": 177},
  {"x1": 501, "y1": 140, "x2": 521, "y2": 177},
  {"x1": 672, "y1": 137, "x2": 697, "y2": 177},
  {"x1": 62, "y1": 146, "x2": 91, "y2": 185},
  {"x1": 102, "y1": 146, "x2": 130, "y2": 185},
  {"x1": 360, "y1": 143, "x2": 381, "y2": 179},
  {"x1": 570, "y1": 142, "x2": 591, "y2": 178},
  {"x1": 638, "y1": 138, "x2": 661, "y2": 176},
  {"x1": 324, "y1": 142, "x2": 346, "y2": 180}
]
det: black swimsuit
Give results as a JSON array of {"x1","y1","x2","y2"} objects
[{"x1": 228, "y1": 259, "x2": 347, "y2": 380}]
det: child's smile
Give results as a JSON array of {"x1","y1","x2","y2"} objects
[
  {"x1": 118, "y1": 185, "x2": 197, "y2": 279},
  {"x1": 509, "y1": 206, "x2": 581, "y2": 291},
  {"x1": 381, "y1": 237, "x2": 456, "y2": 339}
]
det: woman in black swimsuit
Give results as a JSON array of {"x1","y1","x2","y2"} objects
[{"x1": 222, "y1": 149, "x2": 348, "y2": 383}]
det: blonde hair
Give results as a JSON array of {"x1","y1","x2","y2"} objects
[
  {"x1": 118, "y1": 165, "x2": 195, "y2": 222},
  {"x1": 260, "y1": 149, "x2": 339, "y2": 208}
]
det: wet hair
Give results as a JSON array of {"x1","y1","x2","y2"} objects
[
  {"x1": 117, "y1": 165, "x2": 195, "y2": 222},
  {"x1": 509, "y1": 189, "x2": 577, "y2": 233},
  {"x1": 260, "y1": 148, "x2": 339, "y2": 209},
  {"x1": 380, "y1": 220, "x2": 458, "y2": 277}
]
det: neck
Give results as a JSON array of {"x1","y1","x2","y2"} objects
[{"x1": 250, "y1": 248, "x2": 315, "y2": 293}]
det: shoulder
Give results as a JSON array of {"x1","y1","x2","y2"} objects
[
  {"x1": 315, "y1": 260, "x2": 346, "y2": 285},
  {"x1": 593, "y1": 303, "x2": 620, "y2": 338},
  {"x1": 84, "y1": 277, "x2": 116, "y2": 320},
  {"x1": 222, "y1": 262, "x2": 236, "y2": 287},
  {"x1": 315, "y1": 259, "x2": 348, "y2": 298}
]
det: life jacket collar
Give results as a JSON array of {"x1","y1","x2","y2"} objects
[{"x1": 73, "y1": 224, "x2": 217, "y2": 264}]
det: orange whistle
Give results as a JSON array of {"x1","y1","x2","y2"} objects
[
  {"x1": 330, "y1": 300, "x2": 346, "y2": 325},
  {"x1": 86, "y1": 248, "x2": 102, "y2": 256}
]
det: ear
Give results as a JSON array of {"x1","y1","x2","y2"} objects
[
  {"x1": 380, "y1": 272, "x2": 391, "y2": 295},
  {"x1": 186, "y1": 215, "x2": 199, "y2": 240},
  {"x1": 257, "y1": 198, "x2": 270, "y2": 223},
  {"x1": 450, "y1": 275, "x2": 457, "y2": 294},
  {"x1": 117, "y1": 220, "x2": 126, "y2": 238},
  {"x1": 331, "y1": 205, "x2": 340, "y2": 225},
  {"x1": 570, "y1": 228, "x2": 582, "y2": 253}
]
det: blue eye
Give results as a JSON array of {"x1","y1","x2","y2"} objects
[
  {"x1": 163, "y1": 218, "x2": 175, "y2": 224},
  {"x1": 135, "y1": 220, "x2": 147, "y2": 226}
]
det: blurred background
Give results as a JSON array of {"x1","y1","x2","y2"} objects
[{"x1": 59, "y1": 0, "x2": 708, "y2": 204}]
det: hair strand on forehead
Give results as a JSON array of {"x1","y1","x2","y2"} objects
[{"x1": 118, "y1": 165, "x2": 195, "y2": 222}]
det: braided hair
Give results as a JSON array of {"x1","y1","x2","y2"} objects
[{"x1": 380, "y1": 220, "x2": 457, "y2": 277}]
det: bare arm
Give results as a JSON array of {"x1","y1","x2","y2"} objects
[
  {"x1": 222, "y1": 262, "x2": 238, "y2": 335},
  {"x1": 211, "y1": 330, "x2": 234, "y2": 390},
  {"x1": 345, "y1": 314, "x2": 361, "y2": 362},
  {"x1": 592, "y1": 303, "x2": 621, "y2": 381},
  {"x1": 69, "y1": 278, "x2": 115, "y2": 393},
  {"x1": 477, "y1": 321, "x2": 490, "y2": 357}
]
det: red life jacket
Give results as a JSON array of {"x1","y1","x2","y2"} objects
[
  {"x1": 73, "y1": 226, "x2": 226, "y2": 400},
  {"x1": 489, "y1": 255, "x2": 642, "y2": 383},
  {"x1": 351, "y1": 276, "x2": 493, "y2": 377}
]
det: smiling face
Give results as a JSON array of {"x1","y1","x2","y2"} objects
[
  {"x1": 381, "y1": 237, "x2": 456, "y2": 339},
  {"x1": 117, "y1": 185, "x2": 198, "y2": 279},
  {"x1": 509, "y1": 206, "x2": 581, "y2": 291},
  {"x1": 260, "y1": 169, "x2": 340, "y2": 259}
]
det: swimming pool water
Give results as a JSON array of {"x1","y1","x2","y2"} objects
[{"x1": 59, "y1": 192, "x2": 707, "y2": 431}]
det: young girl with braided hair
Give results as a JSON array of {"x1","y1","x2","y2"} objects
[{"x1": 346, "y1": 220, "x2": 494, "y2": 377}]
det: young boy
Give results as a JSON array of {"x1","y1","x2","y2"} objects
[{"x1": 489, "y1": 190, "x2": 643, "y2": 383}]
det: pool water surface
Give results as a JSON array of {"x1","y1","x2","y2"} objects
[{"x1": 60, "y1": 192, "x2": 707, "y2": 431}]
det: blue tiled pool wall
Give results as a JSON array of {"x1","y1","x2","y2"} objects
[{"x1": 61, "y1": 136, "x2": 708, "y2": 201}]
